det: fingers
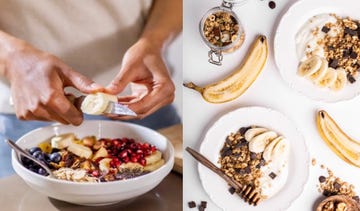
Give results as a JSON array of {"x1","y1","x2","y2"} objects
[
  {"x1": 17, "y1": 104, "x2": 69, "y2": 124},
  {"x1": 105, "y1": 66, "x2": 136, "y2": 95},
  {"x1": 60, "y1": 65, "x2": 104, "y2": 94},
  {"x1": 46, "y1": 92, "x2": 84, "y2": 125}
]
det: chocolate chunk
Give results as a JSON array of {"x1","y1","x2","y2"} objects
[
  {"x1": 239, "y1": 127, "x2": 251, "y2": 136},
  {"x1": 268, "y1": 1, "x2": 276, "y2": 9},
  {"x1": 259, "y1": 158, "x2": 266, "y2": 166},
  {"x1": 350, "y1": 51, "x2": 358, "y2": 59},
  {"x1": 353, "y1": 196, "x2": 360, "y2": 203},
  {"x1": 245, "y1": 166, "x2": 251, "y2": 174},
  {"x1": 229, "y1": 187, "x2": 236, "y2": 194},
  {"x1": 321, "y1": 26, "x2": 330, "y2": 33},
  {"x1": 201, "y1": 201, "x2": 207, "y2": 208},
  {"x1": 269, "y1": 172, "x2": 277, "y2": 179},
  {"x1": 344, "y1": 27, "x2": 352, "y2": 35},
  {"x1": 256, "y1": 164, "x2": 261, "y2": 169},
  {"x1": 221, "y1": 148, "x2": 232, "y2": 157},
  {"x1": 347, "y1": 73, "x2": 356, "y2": 83},
  {"x1": 327, "y1": 45, "x2": 335, "y2": 51},
  {"x1": 188, "y1": 201, "x2": 196, "y2": 208},
  {"x1": 343, "y1": 49, "x2": 350, "y2": 58},
  {"x1": 333, "y1": 182, "x2": 341, "y2": 190},
  {"x1": 236, "y1": 169, "x2": 246, "y2": 175},
  {"x1": 323, "y1": 190, "x2": 334, "y2": 197},
  {"x1": 319, "y1": 176, "x2": 326, "y2": 183},
  {"x1": 250, "y1": 152, "x2": 257, "y2": 160},
  {"x1": 329, "y1": 59, "x2": 339, "y2": 69},
  {"x1": 235, "y1": 140, "x2": 247, "y2": 148}
]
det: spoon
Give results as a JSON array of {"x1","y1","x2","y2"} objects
[{"x1": 6, "y1": 139, "x2": 54, "y2": 177}]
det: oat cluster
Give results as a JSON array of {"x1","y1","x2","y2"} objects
[
  {"x1": 219, "y1": 127, "x2": 266, "y2": 196},
  {"x1": 203, "y1": 11, "x2": 240, "y2": 47},
  {"x1": 318, "y1": 169, "x2": 358, "y2": 200}
]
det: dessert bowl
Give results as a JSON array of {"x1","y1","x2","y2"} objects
[{"x1": 11, "y1": 120, "x2": 174, "y2": 206}]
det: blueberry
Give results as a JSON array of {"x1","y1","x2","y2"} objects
[
  {"x1": 33, "y1": 151, "x2": 45, "y2": 161},
  {"x1": 49, "y1": 152, "x2": 61, "y2": 163},
  {"x1": 21, "y1": 156, "x2": 32, "y2": 166},
  {"x1": 28, "y1": 147, "x2": 41, "y2": 155},
  {"x1": 37, "y1": 168, "x2": 47, "y2": 176}
]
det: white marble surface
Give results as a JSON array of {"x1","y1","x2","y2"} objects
[{"x1": 183, "y1": 0, "x2": 360, "y2": 210}]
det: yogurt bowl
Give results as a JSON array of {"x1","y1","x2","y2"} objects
[{"x1": 11, "y1": 120, "x2": 174, "y2": 206}]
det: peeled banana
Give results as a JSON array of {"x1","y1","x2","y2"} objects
[
  {"x1": 316, "y1": 110, "x2": 360, "y2": 168},
  {"x1": 183, "y1": 35, "x2": 268, "y2": 103},
  {"x1": 81, "y1": 93, "x2": 118, "y2": 115}
]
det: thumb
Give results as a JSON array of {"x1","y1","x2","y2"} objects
[
  {"x1": 105, "y1": 67, "x2": 134, "y2": 95},
  {"x1": 61, "y1": 68, "x2": 103, "y2": 94}
]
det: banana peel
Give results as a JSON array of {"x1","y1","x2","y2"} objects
[
  {"x1": 183, "y1": 35, "x2": 268, "y2": 103},
  {"x1": 316, "y1": 110, "x2": 360, "y2": 168}
]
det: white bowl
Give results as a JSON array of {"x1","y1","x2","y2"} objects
[{"x1": 11, "y1": 120, "x2": 175, "y2": 206}]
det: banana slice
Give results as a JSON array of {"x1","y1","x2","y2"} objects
[
  {"x1": 67, "y1": 142, "x2": 93, "y2": 159},
  {"x1": 330, "y1": 68, "x2": 347, "y2": 91},
  {"x1": 51, "y1": 133, "x2": 76, "y2": 149},
  {"x1": 297, "y1": 56, "x2": 323, "y2": 77},
  {"x1": 271, "y1": 138, "x2": 290, "y2": 161},
  {"x1": 249, "y1": 131, "x2": 278, "y2": 153},
  {"x1": 146, "y1": 150, "x2": 162, "y2": 165},
  {"x1": 92, "y1": 147, "x2": 108, "y2": 161},
  {"x1": 99, "y1": 158, "x2": 112, "y2": 173},
  {"x1": 144, "y1": 159, "x2": 165, "y2": 172},
  {"x1": 244, "y1": 128, "x2": 268, "y2": 142},
  {"x1": 81, "y1": 93, "x2": 118, "y2": 115},
  {"x1": 263, "y1": 136, "x2": 284, "y2": 162},
  {"x1": 317, "y1": 67, "x2": 338, "y2": 88},
  {"x1": 119, "y1": 162, "x2": 144, "y2": 171},
  {"x1": 309, "y1": 58, "x2": 328, "y2": 83}
]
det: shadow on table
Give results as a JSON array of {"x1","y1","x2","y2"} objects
[{"x1": 47, "y1": 173, "x2": 183, "y2": 211}]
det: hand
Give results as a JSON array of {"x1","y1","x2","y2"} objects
[
  {"x1": 105, "y1": 38, "x2": 175, "y2": 119},
  {"x1": 4, "y1": 39, "x2": 103, "y2": 125}
]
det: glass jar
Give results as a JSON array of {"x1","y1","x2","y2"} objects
[{"x1": 199, "y1": 0, "x2": 248, "y2": 65}]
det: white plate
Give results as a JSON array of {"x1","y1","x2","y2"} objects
[
  {"x1": 198, "y1": 107, "x2": 309, "y2": 211},
  {"x1": 274, "y1": 0, "x2": 360, "y2": 102}
]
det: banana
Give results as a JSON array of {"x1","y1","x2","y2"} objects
[
  {"x1": 330, "y1": 68, "x2": 347, "y2": 91},
  {"x1": 92, "y1": 147, "x2": 108, "y2": 161},
  {"x1": 309, "y1": 58, "x2": 328, "y2": 83},
  {"x1": 67, "y1": 142, "x2": 93, "y2": 159},
  {"x1": 144, "y1": 159, "x2": 165, "y2": 172},
  {"x1": 119, "y1": 162, "x2": 144, "y2": 171},
  {"x1": 145, "y1": 150, "x2": 162, "y2": 165},
  {"x1": 244, "y1": 127, "x2": 268, "y2": 142},
  {"x1": 183, "y1": 35, "x2": 268, "y2": 103},
  {"x1": 297, "y1": 56, "x2": 323, "y2": 77},
  {"x1": 316, "y1": 110, "x2": 360, "y2": 168},
  {"x1": 248, "y1": 131, "x2": 278, "y2": 153},
  {"x1": 51, "y1": 133, "x2": 76, "y2": 149},
  {"x1": 81, "y1": 93, "x2": 118, "y2": 115},
  {"x1": 99, "y1": 158, "x2": 112, "y2": 173},
  {"x1": 271, "y1": 138, "x2": 290, "y2": 161},
  {"x1": 317, "y1": 67, "x2": 337, "y2": 88},
  {"x1": 263, "y1": 136, "x2": 284, "y2": 162}
]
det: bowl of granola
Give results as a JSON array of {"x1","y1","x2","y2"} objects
[{"x1": 11, "y1": 120, "x2": 174, "y2": 206}]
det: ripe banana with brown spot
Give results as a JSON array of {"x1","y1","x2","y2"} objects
[
  {"x1": 183, "y1": 35, "x2": 268, "y2": 103},
  {"x1": 316, "y1": 110, "x2": 360, "y2": 168}
]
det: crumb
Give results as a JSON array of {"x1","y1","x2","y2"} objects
[{"x1": 312, "y1": 158, "x2": 317, "y2": 166}]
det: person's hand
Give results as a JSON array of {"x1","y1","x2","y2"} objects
[
  {"x1": 105, "y1": 38, "x2": 175, "y2": 119},
  {"x1": 4, "y1": 39, "x2": 103, "y2": 125}
]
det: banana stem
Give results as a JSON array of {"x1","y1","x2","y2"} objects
[{"x1": 183, "y1": 82, "x2": 204, "y2": 93}]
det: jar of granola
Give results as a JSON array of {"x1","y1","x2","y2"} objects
[{"x1": 200, "y1": 0, "x2": 247, "y2": 65}]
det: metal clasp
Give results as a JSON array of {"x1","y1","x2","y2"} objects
[{"x1": 208, "y1": 49, "x2": 223, "y2": 66}]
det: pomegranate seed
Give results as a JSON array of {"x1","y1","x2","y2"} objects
[
  {"x1": 131, "y1": 156, "x2": 138, "y2": 163},
  {"x1": 92, "y1": 170, "x2": 99, "y2": 177},
  {"x1": 122, "y1": 156, "x2": 130, "y2": 163},
  {"x1": 140, "y1": 158, "x2": 146, "y2": 166},
  {"x1": 119, "y1": 150, "x2": 128, "y2": 158},
  {"x1": 136, "y1": 149, "x2": 143, "y2": 155}
]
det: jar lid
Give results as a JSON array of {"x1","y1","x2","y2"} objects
[{"x1": 222, "y1": 0, "x2": 249, "y2": 6}]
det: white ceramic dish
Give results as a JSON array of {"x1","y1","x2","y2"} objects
[
  {"x1": 274, "y1": 0, "x2": 360, "y2": 102},
  {"x1": 12, "y1": 120, "x2": 174, "y2": 206},
  {"x1": 198, "y1": 107, "x2": 309, "y2": 211}
]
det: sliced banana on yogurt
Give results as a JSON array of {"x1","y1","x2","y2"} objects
[
  {"x1": 248, "y1": 131, "x2": 278, "y2": 153},
  {"x1": 81, "y1": 93, "x2": 118, "y2": 115},
  {"x1": 297, "y1": 55, "x2": 323, "y2": 77}
]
